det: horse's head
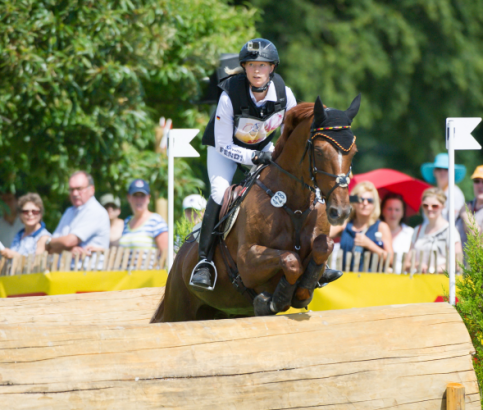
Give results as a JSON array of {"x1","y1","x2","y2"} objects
[{"x1": 309, "y1": 95, "x2": 360, "y2": 225}]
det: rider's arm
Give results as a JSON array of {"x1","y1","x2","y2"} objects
[{"x1": 214, "y1": 92, "x2": 257, "y2": 166}]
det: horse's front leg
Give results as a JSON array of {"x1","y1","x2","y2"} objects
[
  {"x1": 292, "y1": 234, "x2": 334, "y2": 309},
  {"x1": 238, "y1": 245, "x2": 303, "y2": 316}
]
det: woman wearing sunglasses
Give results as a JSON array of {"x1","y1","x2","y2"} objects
[
  {"x1": 405, "y1": 187, "x2": 462, "y2": 273},
  {"x1": 0, "y1": 193, "x2": 51, "y2": 259},
  {"x1": 332, "y1": 181, "x2": 393, "y2": 271}
]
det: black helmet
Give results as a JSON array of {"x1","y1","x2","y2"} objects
[{"x1": 239, "y1": 38, "x2": 280, "y2": 66}]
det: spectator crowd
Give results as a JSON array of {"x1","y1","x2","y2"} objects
[
  {"x1": 329, "y1": 153, "x2": 483, "y2": 273},
  {"x1": 0, "y1": 171, "x2": 202, "y2": 266}
]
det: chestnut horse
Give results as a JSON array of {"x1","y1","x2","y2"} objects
[{"x1": 152, "y1": 95, "x2": 359, "y2": 323}]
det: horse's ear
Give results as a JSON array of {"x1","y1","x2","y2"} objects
[
  {"x1": 346, "y1": 93, "x2": 361, "y2": 121},
  {"x1": 313, "y1": 96, "x2": 326, "y2": 125}
]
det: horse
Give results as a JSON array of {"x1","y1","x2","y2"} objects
[{"x1": 151, "y1": 95, "x2": 360, "y2": 323}]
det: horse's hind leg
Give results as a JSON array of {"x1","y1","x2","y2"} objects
[{"x1": 239, "y1": 245, "x2": 303, "y2": 315}]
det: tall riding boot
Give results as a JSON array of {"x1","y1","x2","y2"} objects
[{"x1": 190, "y1": 197, "x2": 222, "y2": 289}]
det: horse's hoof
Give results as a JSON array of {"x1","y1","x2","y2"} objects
[
  {"x1": 254, "y1": 292, "x2": 276, "y2": 316},
  {"x1": 291, "y1": 291, "x2": 313, "y2": 309}
]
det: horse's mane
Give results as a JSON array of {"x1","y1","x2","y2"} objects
[{"x1": 272, "y1": 103, "x2": 315, "y2": 160}]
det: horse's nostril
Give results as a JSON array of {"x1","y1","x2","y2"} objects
[{"x1": 329, "y1": 207, "x2": 340, "y2": 219}]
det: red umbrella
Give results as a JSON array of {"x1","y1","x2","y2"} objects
[{"x1": 348, "y1": 168, "x2": 432, "y2": 216}]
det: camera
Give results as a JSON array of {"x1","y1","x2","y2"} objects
[
  {"x1": 247, "y1": 41, "x2": 260, "y2": 52},
  {"x1": 349, "y1": 195, "x2": 360, "y2": 204}
]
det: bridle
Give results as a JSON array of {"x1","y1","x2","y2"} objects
[{"x1": 269, "y1": 125, "x2": 353, "y2": 203}]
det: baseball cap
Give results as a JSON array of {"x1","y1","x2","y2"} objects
[
  {"x1": 100, "y1": 193, "x2": 121, "y2": 208},
  {"x1": 128, "y1": 179, "x2": 150, "y2": 195},
  {"x1": 471, "y1": 165, "x2": 483, "y2": 180},
  {"x1": 182, "y1": 194, "x2": 207, "y2": 211}
]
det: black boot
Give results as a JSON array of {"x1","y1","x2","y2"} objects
[{"x1": 190, "y1": 197, "x2": 222, "y2": 290}]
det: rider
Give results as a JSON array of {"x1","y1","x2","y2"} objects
[{"x1": 191, "y1": 38, "x2": 297, "y2": 289}]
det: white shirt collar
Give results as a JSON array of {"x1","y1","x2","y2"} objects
[
  {"x1": 74, "y1": 195, "x2": 95, "y2": 212},
  {"x1": 248, "y1": 81, "x2": 277, "y2": 105}
]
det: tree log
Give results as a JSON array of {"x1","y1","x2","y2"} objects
[{"x1": 0, "y1": 303, "x2": 479, "y2": 409}]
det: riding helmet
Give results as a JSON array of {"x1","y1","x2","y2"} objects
[{"x1": 239, "y1": 38, "x2": 280, "y2": 66}]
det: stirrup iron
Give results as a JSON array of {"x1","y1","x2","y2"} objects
[{"x1": 189, "y1": 259, "x2": 218, "y2": 291}]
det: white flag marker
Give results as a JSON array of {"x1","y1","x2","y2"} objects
[
  {"x1": 446, "y1": 117, "x2": 481, "y2": 305},
  {"x1": 168, "y1": 129, "x2": 200, "y2": 271}
]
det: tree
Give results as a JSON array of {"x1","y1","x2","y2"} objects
[
  {"x1": 0, "y1": 0, "x2": 256, "y2": 228},
  {"x1": 243, "y1": 0, "x2": 483, "y2": 197}
]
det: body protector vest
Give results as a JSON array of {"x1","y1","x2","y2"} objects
[{"x1": 202, "y1": 73, "x2": 287, "y2": 151}]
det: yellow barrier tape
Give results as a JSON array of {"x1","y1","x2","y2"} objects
[
  {"x1": 0, "y1": 270, "x2": 168, "y2": 298},
  {"x1": 0, "y1": 270, "x2": 452, "y2": 311}
]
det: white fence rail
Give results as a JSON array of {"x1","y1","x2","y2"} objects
[
  {"x1": 0, "y1": 247, "x2": 168, "y2": 276},
  {"x1": 328, "y1": 248, "x2": 463, "y2": 275}
]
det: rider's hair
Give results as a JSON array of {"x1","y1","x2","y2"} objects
[
  {"x1": 224, "y1": 66, "x2": 245, "y2": 76},
  {"x1": 421, "y1": 187, "x2": 446, "y2": 206},
  {"x1": 349, "y1": 181, "x2": 381, "y2": 226}
]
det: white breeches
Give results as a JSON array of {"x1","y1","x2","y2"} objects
[
  {"x1": 207, "y1": 144, "x2": 273, "y2": 205},
  {"x1": 207, "y1": 146, "x2": 238, "y2": 205}
]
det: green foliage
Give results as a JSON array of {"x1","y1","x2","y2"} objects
[
  {"x1": 0, "y1": 0, "x2": 256, "y2": 228},
  {"x1": 455, "y1": 212, "x2": 483, "y2": 404},
  {"x1": 246, "y1": 0, "x2": 483, "y2": 191},
  {"x1": 174, "y1": 212, "x2": 200, "y2": 253}
]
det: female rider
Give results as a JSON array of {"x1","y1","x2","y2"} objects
[{"x1": 191, "y1": 38, "x2": 297, "y2": 289}]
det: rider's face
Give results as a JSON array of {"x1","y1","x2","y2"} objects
[{"x1": 244, "y1": 62, "x2": 274, "y2": 89}]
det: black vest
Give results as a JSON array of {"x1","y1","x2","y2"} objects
[{"x1": 202, "y1": 73, "x2": 287, "y2": 151}]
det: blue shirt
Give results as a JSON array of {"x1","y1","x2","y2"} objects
[
  {"x1": 53, "y1": 196, "x2": 110, "y2": 249},
  {"x1": 340, "y1": 220, "x2": 381, "y2": 271},
  {"x1": 11, "y1": 222, "x2": 51, "y2": 256},
  {"x1": 119, "y1": 213, "x2": 168, "y2": 250}
]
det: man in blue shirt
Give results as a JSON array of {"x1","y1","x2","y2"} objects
[{"x1": 45, "y1": 171, "x2": 110, "y2": 256}]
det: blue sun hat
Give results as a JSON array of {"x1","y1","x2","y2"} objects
[{"x1": 420, "y1": 153, "x2": 466, "y2": 185}]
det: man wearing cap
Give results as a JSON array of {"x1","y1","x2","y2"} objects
[
  {"x1": 119, "y1": 179, "x2": 168, "y2": 258},
  {"x1": 456, "y1": 165, "x2": 483, "y2": 252},
  {"x1": 182, "y1": 194, "x2": 207, "y2": 224},
  {"x1": 46, "y1": 171, "x2": 110, "y2": 255},
  {"x1": 421, "y1": 153, "x2": 466, "y2": 221},
  {"x1": 100, "y1": 194, "x2": 124, "y2": 247}
]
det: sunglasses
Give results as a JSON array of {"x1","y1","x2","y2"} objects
[
  {"x1": 473, "y1": 179, "x2": 483, "y2": 185},
  {"x1": 422, "y1": 203, "x2": 441, "y2": 210},
  {"x1": 358, "y1": 197, "x2": 374, "y2": 204},
  {"x1": 21, "y1": 209, "x2": 41, "y2": 216}
]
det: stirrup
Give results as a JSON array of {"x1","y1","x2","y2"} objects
[{"x1": 189, "y1": 259, "x2": 218, "y2": 291}]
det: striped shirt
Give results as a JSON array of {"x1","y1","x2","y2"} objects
[{"x1": 119, "y1": 213, "x2": 168, "y2": 250}]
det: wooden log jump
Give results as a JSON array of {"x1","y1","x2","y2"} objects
[{"x1": 0, "y1": 298, "x2": 479, "y2": 409}]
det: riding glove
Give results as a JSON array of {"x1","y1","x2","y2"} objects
[{"x1": 251, "y1": 150, "x2": 272, "y2": 165}]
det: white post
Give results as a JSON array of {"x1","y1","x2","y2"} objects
[
  {"x1": 165, "y1": 129, "x2": 200, "y2": 272},
  {"x1": 447, "y1": 121, "x2": 456, "y2": 306},
  {"x1": 168, "y1": 130, "x2": 174, "y2": 271}
]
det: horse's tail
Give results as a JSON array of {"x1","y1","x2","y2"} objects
[{"x1": 150, "y1": 292, "x2": 165, "y2": 323}]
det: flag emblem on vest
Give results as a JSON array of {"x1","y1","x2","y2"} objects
[{"x1": 216, "y1": 116, "x2": 220, "y2": 120}]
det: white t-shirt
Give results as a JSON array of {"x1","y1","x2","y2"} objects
[
  {"x1": 411, "y1": 221, "x2": 461, "y2": 273},
  {"x1": 54, "y1": 196, "x2": 110, "y2": 249},
  {"x1": 0, "y1": 216, "x2": 24, "y2": 248},
  {"x1": 391, "y1": 224, "x2": 414, "y2": 274},
  {"x1": 214, "y1": 81, "x2": 297, "y2": 165}
]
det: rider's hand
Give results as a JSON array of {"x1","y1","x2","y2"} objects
[{"x1": 251, "y1": 150, "x2": 272, "y2": 165}]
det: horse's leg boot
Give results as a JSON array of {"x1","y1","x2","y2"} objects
[
  {"x1": 318, "y1": 267, "x2": 343, "y2": 287},
  {"x1": 253, "y1": 292, "x2": 276, "y2": 316},
  {"x1": 190, "y1": 197, "x2": 221, "y2": 290},
  {"x1": 270, "y1": 276, "x2": 298, "y2": 313},
  {"x1": 291, "y1": 259, "x2": 324, "y2": 309}
]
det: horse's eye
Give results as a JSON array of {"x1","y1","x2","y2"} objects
[{"x1": 315, "y1": 149, "x2": 323, "y2": 157}]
